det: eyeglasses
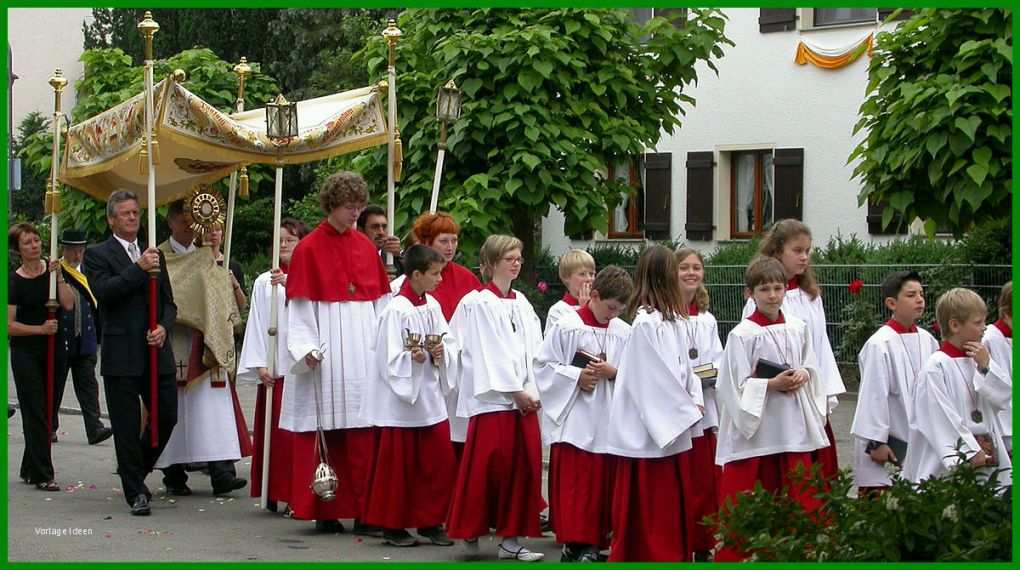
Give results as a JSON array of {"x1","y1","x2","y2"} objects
[{"x1": 501, "y1": 256, "x2": 524, "y2": 265}]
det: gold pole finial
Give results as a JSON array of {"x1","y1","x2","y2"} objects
[
  {"x1": 234, "y1": 57, "x2": 252, "y2": 110},
  {"x1": 48, "y1": 68, "x2": 68, "y2": 113},
  {"x1": 137, "y1": 11, "x2": 160, "y2": 61},
  {"x1": 383, "y1": 19, "x2": 402, "y2": 67}
]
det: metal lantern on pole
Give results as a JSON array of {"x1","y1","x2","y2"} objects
[
  {"x1": 261, "y1": 93, "x2": 296, "y2": 510},
  {"x1": 429, "y1": 79, "x2": 463, "y2": 213},
  {"x1": 137, "y1": 10, "x2": 161, "y2": 448}
]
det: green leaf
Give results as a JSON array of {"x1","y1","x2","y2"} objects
[
  {"x1": 972, "y1": 146, "x2": 992, "y2": 166},
  {"x1": 461, "y1": 78, "x2": 483, "y2": 97},
  {"x1": 564, "y1": 19, "x2": 580, "y2": 35},
  {"x1": 948, "y1": 133, "x2": 972, "y2": 156},
  {"x1": 524, "y1": 126, "x2": 541, "y2": 142},
  {"x1": 966, "y1": 163, "x2": 989, "y2": 186},
  {"x1": 517, "y1": 70, "x2": 542, "y2": 93},
  {"x1": 533, "y1": 60, "x2": 554, "y2": 79},
  {"x1": 954, "y1": 116, "x2": 981, "y2": 142},
  {"x1": 925, "y1": 133, "x2": 947, "y2": 158},
  {"x1": 984, "y1": 84, "x2": 1010, "y2": 103},
  {"x1": 986, "y1": 124, "x2": 1010, "y2": 144},
  {"x1": 520, "y1": 152, "x2": 541, "y2": 171}
]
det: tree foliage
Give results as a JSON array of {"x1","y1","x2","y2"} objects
[
  {"x1": 332, "y1": 8, "x2": 732, "y2": 265},
  {"x1": 10, "y1": 112, "x2": 50, "y2": 223},
  {"x1": 850, "y1": 9, "x2": 1011, "y2": 237}
]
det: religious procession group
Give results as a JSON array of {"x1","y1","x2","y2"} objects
[{"x1": 8, "y1": 168, "x2": 1013, "y2": 563}]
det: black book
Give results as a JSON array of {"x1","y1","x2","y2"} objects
[
  {"x1": 753, "y1": 357, "x2": 790, "y2": 379},
  {"x1": 887, "y1": 435, "x2": 908, "y2": 466},
  {"x1": 571, "y1": 349, "x2": 600, "y2": 369}
]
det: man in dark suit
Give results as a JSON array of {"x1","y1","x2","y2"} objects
[
  {"x1": 357, "y1": 204, "x2": 404, "y2": 275},
  {"x1": 84, "y1": 190, "x2": 178, "y2": 516}
]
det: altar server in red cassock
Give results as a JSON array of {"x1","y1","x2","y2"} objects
[
  {"x1": 535, "y1": 266, "x2": 632, "y2": 562},
  {"x1": 445, "y1": 235, "x2": 546, "y2": 562},
  {"x1": 605, "y1": 245, "x2": 705, "y2": 562},
  {"x1": 237, "y1": 218, "x2": 310, "y2": 510},
  {"x1": 282, "y1": 172, "x2": 389, "y2": 531},
  {"x1": 716, "y1": 257, "x2": 829, "y2": 562},
  {"x1": 360, "y1": 245, "x2": 460, "y2": 547}
]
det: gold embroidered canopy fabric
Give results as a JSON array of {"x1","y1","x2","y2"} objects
[{"x1": 60, "y1": 78, "x2": 389, "y2": 206}]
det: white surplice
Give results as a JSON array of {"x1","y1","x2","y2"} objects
[
  {"x1": 448, "y1": 288, "x2": 543, "y2": 418},
  {"x1": 982, "y1": 323, "x2": 1012, "y2": 445},
  {"x1": 155, "y1": 324, "x2": 241, "y2": 467},
  {"x1": 849, "y1": 324, "x2": 938, "y2": 487},
  {"x1": 236, "y1": 271, "x2": 294, "y2": 384},
  {"x1": 534, "y1": 309, "x2": 630, "y2": 452},
  {"x1": 360, "y1": 294, "x2": 459, "y2": 427},
  {"x1": 544, "y1": 299, "x2": 577, "y2": 336},
  {"x1": 605, "y1": 308, "x2": 704, "y2": 459},
  {"x1": 715, "y1": 314, "x2": 829, "y2": 466},
  {"x1": 283, "y1": 298, "x2": 384, "y2": 432},
  {"x1": 683, "y1": 310, "x2": 725, "y2": 436},
  {"x1": 744, "y1": 288, "x2": 845, "y2": 412},
  {"x1": 903, "y1": 351, "x2": 1012, "y2": 487}
]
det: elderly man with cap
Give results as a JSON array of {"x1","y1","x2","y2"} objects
[{"x1": 56, "y1": 229, "x2": 113, "y2": 445}]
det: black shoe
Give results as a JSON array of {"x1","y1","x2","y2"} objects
[
  {"x1": 7, "y1": 405, "x2": 14, "y2": 419},
  {"x1": 315, "y1": 519, "x2": 345, "y2": 533},
  {"x1": 266, "y1": 500, "x2": 279, "y2": 513},
  {"x1": 50, "y1": 432, "x2": 58, "y2": 443},
  {"x1": 576, "y1": 548, "x2": 600, "y2": 563},
  {"x1": 417, "y1": 525, "x2": 454, "y2": 546},
  {"x1": 383, "y1": 528, "x2": 419, "y2": 547},
  {"x1": 540, "y1": 512, "x2": 552, "y2": 534},
  {"x1": 88, "y1": 426, "x2": 114, "y2": 445},
  {"x1": 212, "y1": 477, "x2": 247, "y2": 495},
  {"x1": 166, "y1": 484, "x2": 192, "y2": 496},
  {"x1": 131, "y1": 495, "x2": 151, "y2": 516},
  {"x1": 352, "y1": 520, "x2": 384, "y2": 538}
]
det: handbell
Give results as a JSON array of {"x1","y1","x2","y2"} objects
[
  {"x1": 404, "y1": 328, "x2": 423, "y2": 352},
  {"x1": 310, "y1": 461, "x2": 338, "y2": 502}
]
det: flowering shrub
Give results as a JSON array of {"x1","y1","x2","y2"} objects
[{"x1": 709, "y1": 458, "x2": 1011, "y2": 561}]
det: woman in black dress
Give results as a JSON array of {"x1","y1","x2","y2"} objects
[{"x1": 8, "y1": 223, "x2": 74, "y2": 490}]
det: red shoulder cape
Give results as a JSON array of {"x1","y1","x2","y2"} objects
[{"x1": 285, "y1": 221, "x2": 389, "y2": 303}]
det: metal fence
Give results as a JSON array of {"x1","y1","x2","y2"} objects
[{"x1": 533, "y1": 264, "x2": 1012, "y2": 367}]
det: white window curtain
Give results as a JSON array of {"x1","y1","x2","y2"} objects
[
  {"x1": 613, "y1": 159, "x2": 630, "y2": 232},
  {"x1": 762, "y1": 152, "x2": 775, "y2": 229},
  {"x1": 735, "y1": 153, "x2": 756, "y2": 233}
]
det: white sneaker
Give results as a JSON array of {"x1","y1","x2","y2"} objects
[{"x1": 498, "y1": 544, "x2": 545, "y2": 562}]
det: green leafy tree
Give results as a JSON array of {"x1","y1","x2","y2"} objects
[
  {"x1": 850, "y1": 9, "x2": 1011, "y2": 237},
  {"x1": 335, "y1": 8, "x2": 732, "y2": 266},
  {"x1": 10, "y1": 112, "x2": 50, "y2": 222}
]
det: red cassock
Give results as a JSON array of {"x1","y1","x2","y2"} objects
[
  {"x1": 678, "y1": 431, "x2": 722, "y2": 554},
  {"x1": 249, "y1": 378, "x2": 293, "y2": 503},
  {"x1": 549, "y1": 443, "x2": 615, "y2": 548},
  {"x1": 815, "y1": 421, "x2": 840, "y2": 480},
  {"x1": 715, "y1": 451, "x2": 823, "y2": 562},
  {"x1": 362, "y1": 421, "x2": 457, "y2": 530},
  {"x1": 282, "y1": 220, "x2": 390, "y2": 521},
  {"x1": 446, "y1": 410, "x2": 547, "y2": 539},
  {"x1": 609, "y1": 454, "x2": 690, "y2": 562}
]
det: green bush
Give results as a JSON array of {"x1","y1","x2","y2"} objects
[{"x1": 711, "y1": 460, "x2": 1012, "y2": 561}]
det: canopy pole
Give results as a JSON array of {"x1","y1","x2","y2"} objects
[
  {"x1": 223, "y1": 58, "x2": 251, "y2": 269},
  {"x1": 44, "y1": 68, "x2": 68, "y2": 449},
  {"x1": 383, "y1": 19, "x2": 402, "y2": 274}
]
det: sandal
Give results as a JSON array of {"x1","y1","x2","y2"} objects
[
  {"x1": 498, "y1": 544, "x2": 545, "y2": 562},
  {"x1": 35, "y1": 481, "x2": 60, "y2": 492}
]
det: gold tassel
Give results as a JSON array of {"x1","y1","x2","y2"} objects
[
  {"x1": 43, "y1": 181, "x2": 52, "y2": 214},
  {"x1": 150, "y1": 133, "x2": 161, "y2": 165},
  {"x1": 393, "y1": 128, "x2": 404, "y2": 182},
  {"x1": 50, "y1": 190, "x2": 61, "y2": 214},
  {"x1": 239, "y1": 167, "x2": 249, "y2": 199},
  {"x1": 138, "y1": 140, "x2": 148, "y2": 176}
]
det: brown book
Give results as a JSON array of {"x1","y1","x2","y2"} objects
[{"x1": 571, "y1": 349, "x2": 600, "y2": 369}]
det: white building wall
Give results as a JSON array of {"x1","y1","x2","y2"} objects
[
  {"x1": 8, "y1": 8, "x2": 92, "y2": 129},
  {"x1": 542, "y1": 8, "x2": 903, "y2": 257}
]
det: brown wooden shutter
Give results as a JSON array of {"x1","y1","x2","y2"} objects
[
  {"x1": 878, "y1": 8, "x2": 914, "y2": 21},
  {"x1": 759, "y1": 9, "x2": 797, "y2": 33},
  {"x1": 684, "y1": 151, "x2": 714, "y2": 241},
  {"x1": 867, "y1": 197, "x2": 908, "y2": 234},
  {"x1": 773, "y1": 148, "x2": 804, "y2": 221},
  {"x1": 643, "y1": 153, "x2": 672, "y2": 240}
]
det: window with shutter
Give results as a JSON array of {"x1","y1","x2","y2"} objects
[
  {"x1": 773, "y1": 148, "x2": 804, "y2": 222},
  {"x1": 608, "y1": 157, "x2": 644, "y2": 239},
  {"x1": 644, "y1": 153, "x2": 672, "y2": 240},
  {"x1": 729, "y1": 150, "x2": 775, "y2": 238},
  {"x1": 685, "y1": 151, "x2": 714, "y2": 241},
  {"x1": 759, "y1": 8, "x2": 797, "y2": 33}
]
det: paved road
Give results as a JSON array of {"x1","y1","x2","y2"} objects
[{"x1": 7, "y1": 362, "x2": 859, "y2": 562}]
